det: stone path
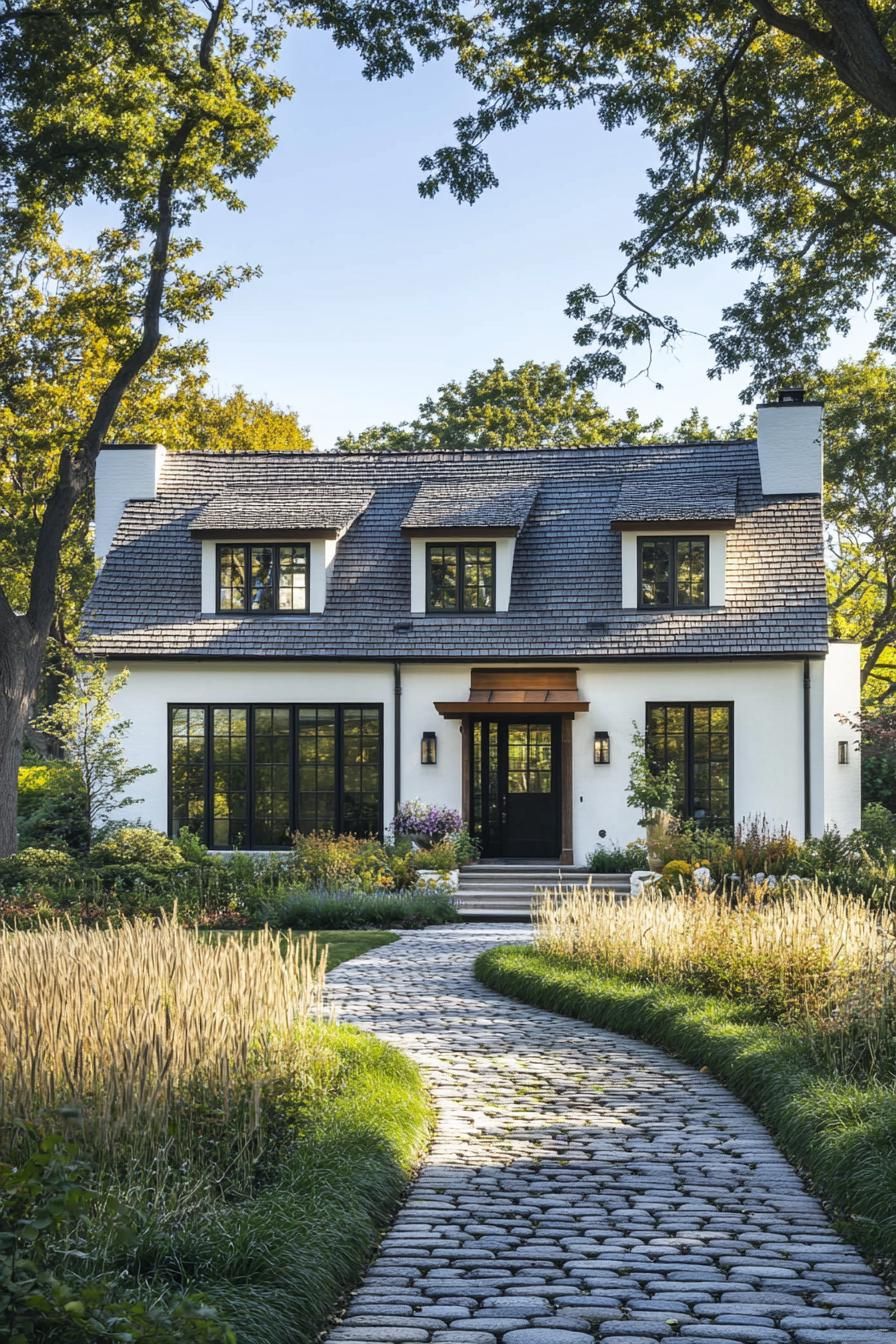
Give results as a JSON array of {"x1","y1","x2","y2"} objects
[{"x1": 324, "y1": 925, "x2": 896, "y2": 1344}]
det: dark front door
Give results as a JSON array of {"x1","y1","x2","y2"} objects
[{"x1": 471, "y1": 717, "x2": 561, "y2": 858}]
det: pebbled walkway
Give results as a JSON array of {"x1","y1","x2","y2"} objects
[{"x1": 324, "y1": 925, "x2": 896, "y2": 1344}]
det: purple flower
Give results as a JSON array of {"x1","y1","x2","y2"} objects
[{"x1": 392, "y1": 800, "x2": 462, "y2": 844}]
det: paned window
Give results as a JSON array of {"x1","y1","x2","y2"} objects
[
  {"x1": 169, "y1": 704, "x2": 382, "y2": 847},
  {"x1": 426, "y1": 542, "x2": 495, "y2": 612},
  {"x1": 342, "y1": 706, "x2": 382, "y2": 835},
  {"x1": 211, "y1": 707, "x2": 248, "y2": 847},
  {"x1": 646, "y1": 702, "x2": 732, "y2": 828},
  {"x1": 506, "y1": 723, "x2": 552, "y2": 794},
  {"x1": 296, "y1": 707, "x2": 338, "y2": 832},
  {"x1": 216, "y1": 543, "x2": 309, "y2": 613},
  {"x1": 638, "y1": 537, "x2": 708, "y2": 609},
  {"x1": 252, "y1": 707, "x2": 292, "y2": 846},
  {"x1": 170, "y1": 707, "x2": 207, "y2": 837}
]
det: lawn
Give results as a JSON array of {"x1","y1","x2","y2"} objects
[
  {"x1": 476, "y1": 885, "x2": 896, "y2": 1280},
  {"x1": 2, "y1": 919, "x2": 429, "y2": 1344},
  {"x1": 202, "y1": 926, "x2": 397, "y2": 969}
]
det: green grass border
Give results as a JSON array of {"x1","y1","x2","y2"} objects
[{"x1": 476, "y1": 943, "x2": 896, "y2": 1279}]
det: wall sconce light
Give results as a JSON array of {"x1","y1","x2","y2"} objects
[
  {"x1": 837, "y1": 740, "x2": 849, "y2": 765},
  {"x1": 593, "y1": 730, "x2": 610, "y2": 765},
  {"x1": 421, "y1": 731, "x2": 438, "y2": 765}
]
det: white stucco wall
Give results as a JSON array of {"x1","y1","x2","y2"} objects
[
  {"x1": 823, "y1": 641, "x2": 862, "y2": 835},
  {"x1": 108, "y1": 653, "x2": 858, "y2": 861}
]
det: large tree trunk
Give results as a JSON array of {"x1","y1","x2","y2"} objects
[{"x1": 0, "y1": 620, "x2": 43, "y2": 855}]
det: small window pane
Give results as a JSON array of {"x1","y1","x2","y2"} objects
[
  {"x1": 249, "y1": 547, "x2": 275, "y2": 612},
  {"x1": 639, "y1": 539, "x2": 672, "y2": 607},
  {"x1": 218, "y1": 546, "x2": 246, "y2": 611},
  {"x1": 278, "y1": 545, "x2": 308, "y2": 612},
  {"x1": 675, "y1": 539, "x2": 707, "y2": 608},
  {"x1": 462, "y1": 545, "x2": 495, "y2": 611},
  {"x1": 427, "y1": 545, "x2": 458, "y2": 611}
]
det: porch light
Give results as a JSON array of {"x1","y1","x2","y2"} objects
[
  {"x1": 421, "y1": 731, "x2": 438, "y2": 765},
  {"x1": 837, "y1": 740, "x2": 849, "y2": 765},
  {"x1": 593, "y1": 730, "x2": 610, "y2": 765}
]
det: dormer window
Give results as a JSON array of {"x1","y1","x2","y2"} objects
[
  {"x1": 426, "y1": 542, "x2": 496, "y2": 613},
  {"x1": 216, "y1": 543, "x2": 310, "y2": 614},
  {"x1": 638, "y1": 536, "x2": 708, "y2": 610}
]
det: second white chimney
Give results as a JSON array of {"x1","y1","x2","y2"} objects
[
  {"x1": 756, "y1": 389, "x2": 823, "y2": 495},
  {"x1": 94, "y1": 443, "x2": 166, "y2": 562}
]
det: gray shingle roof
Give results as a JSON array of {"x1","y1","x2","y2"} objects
[
  {"x1": 402, "y1": 481, "x2": 538, "y2": 532},
  {"x1": 612, "y1": 471, "x2": 736, "y2": 526},
  {"x1": 82, "y1": 441, "x2": 828, "y2": 661},
  {"x1": 190, "y1": 489, "x2": 372, "y2": 535}
]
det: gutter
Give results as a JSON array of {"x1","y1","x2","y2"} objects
[
  {"x1": 393, "y1": 660, "x2": 402, "y2": 816},
  {"x1": 803, "y1": 657, "x2": 811, "y2": 840}
]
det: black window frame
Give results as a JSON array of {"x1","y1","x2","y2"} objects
[
  {"x1": 425, "y1": 541, "x2": 496, "y2": 614},
  {"x1": 637, "y1": 535, "x2": 710, "y2": 611},
  {"x1": 645, "y1": 701, "x2": 734, "y2": 829},
  {"x1": 215, "y1": 542, "x2": 311, "y2": 615},
  {"x1": 167, "y1": 702, "x2": 383, "y2": 849}
]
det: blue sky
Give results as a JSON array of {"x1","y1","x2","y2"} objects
[{"x1": 111, "y1": 28, "x2": 876, "y2": 449}]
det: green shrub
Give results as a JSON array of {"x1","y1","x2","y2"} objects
[
  {"x1": 264, "y1": 887, "x2": 459, "y2": 930},
  {"x1": 1, "y1": 1135, "x2": 233, "y2": 1343},
  {"x1": 661, "y1": 858, "x2": 693, "y2": 886},
  {"x1": 861, "y1": 803, "x2": 896, "y2": 854},
  {"x1": 587, "y1": 841, "x2": 648, "y2": 872},
  {"x1": 0, "y1": 846, "x2": 76, "y2": 888},
  {"x1": 90, "y1": 826, "x2": 185, "y2": 868},
  {"x1": 17, "y1": 761, "x2": 89, "y2": 853}
]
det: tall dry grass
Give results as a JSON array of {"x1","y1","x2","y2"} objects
[
  {"x1": 535, "y1": 883, "x2": 896, "y2": 1079},
  {"x1": 0, "y1": 917, "x2": 328, "y2": 1182}
]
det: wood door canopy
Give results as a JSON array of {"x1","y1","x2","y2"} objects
[{"x1": 435, "y1": 666, "x2": 589, "y2": 718}]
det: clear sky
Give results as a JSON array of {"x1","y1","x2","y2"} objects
[{"x1": 115, "y1": 27, "x2": 876, "y2": 450}]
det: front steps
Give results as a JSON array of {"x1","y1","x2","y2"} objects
[{"x1": 455, "y1": 861, "x2": 630, "y2": 920}]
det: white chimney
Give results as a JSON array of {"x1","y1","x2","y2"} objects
[
  {"x1": 756, "y1": 388, "x2": 823, "y2": 495},
  {"x1": 94, "y1": 443, "x2": 166, "y2": 562}
]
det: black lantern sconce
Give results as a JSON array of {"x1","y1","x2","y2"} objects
[
  {"x1": 837, "y1": 740, "x2": 849, "y2": 765},
  {"x1": 421, "y1": 731, "x2": 438, "y2": 765},
  {"x1": 593, "y1": 730, "x2": 610, "y2": 765}
]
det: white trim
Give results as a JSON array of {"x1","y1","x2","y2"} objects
[
  {"x1": 621, "y1": 531, "x2": 727, "y2": 610},
  {"x1": 409, "y1": 534, "x2": 515, "y2": 614},
  {"x1": 200, "y1": 537, "x2": 329, "y2": 615}
]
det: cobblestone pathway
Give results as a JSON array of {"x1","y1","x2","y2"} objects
[{"x1": 324, "y1": 925, "x2": 896, "y2": 1344}]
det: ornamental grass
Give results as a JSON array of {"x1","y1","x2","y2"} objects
[
  {"x1": 0, "y1": 914, "x2": 329, "y2": 1184},
  {"x1": 534, "y1": 882, "x2": 896, "y2": 1080}
]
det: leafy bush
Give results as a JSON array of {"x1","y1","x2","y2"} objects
[
  {"x1": 290, "y1": 831, "x2": 399, "y2": 892},
  {"x1": 587, "y1": 841, "x2": 648, "y2": 872},
  {"x1": 264, "y1": 887, "x2": 459, "y2": 930},
  {"x1": 661, "y1": 859, "x2": 693, "y2": 886},
  {"x1": 90, "y1": 825, "x2": 185, "y2": 869},
  {"x1": 861, "y1": 802, "x2": 896, "y2": 854},
  {"x1": 0, "y1": 846, "x2": 76, "y2": 888},
  {"x1": 391, "y1": 800, "x2": 462, "y2": 845},
  {"x1": 17, "y1": 761, "x2": 89, "y2": 853}
]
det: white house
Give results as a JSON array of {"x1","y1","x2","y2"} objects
[{"x1": 82, "y1": 390, "x2": 861, "y2": 864}]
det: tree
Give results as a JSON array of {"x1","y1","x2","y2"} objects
[
  {"x1": 813, "y1": 355, "x2": 896, "y2": 705},
  {"x1": 314, "y1": 0, "x2": 896, "y2": 395},
  {"x1": 0, "y1": 1, "x2": 293, "y2": 853},
  {"x1": 32, "y1": 662, "x2": 154, "y2": 848},
  {"x1": 336, "y1": 358, "x2": 662, "y2": 451}
]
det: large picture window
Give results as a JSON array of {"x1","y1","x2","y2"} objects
[
  {"x1": 426, "y1": 542, "x2": 495, "y2": 613},
  {"x1": 216, "y1": 543, "x2": 310, "y2": 613},
  {"x1": 169, "y1": 703, "x2": 383, "y2": 848},
  {"x1": 638, "y1": 536, "x2": 708, "y2": 609},
  {"x1": 646, "y1": 702, "x2": 732, "y2": 828}
]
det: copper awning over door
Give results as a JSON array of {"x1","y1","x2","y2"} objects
[{"x1": 434, "y1": 667, "x2": 589, "y2": 718}]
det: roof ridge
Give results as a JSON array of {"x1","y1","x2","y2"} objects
[{"x1": 158, "y1": 438, "x2": 757, "y2": 464}]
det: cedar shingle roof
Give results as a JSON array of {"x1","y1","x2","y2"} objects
[
  {"x1": 82, "y1": 441, "x2": 828, "y2": 661},
  {"x1": 402, "y1": 481, "x2": 538, "y2": 532},
  {"x1": 190, "y1": 489, "x2": 372, "y2": 535},
  {"x1": 612, "y1": 472, "x2": 736, "y2": 526}
]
